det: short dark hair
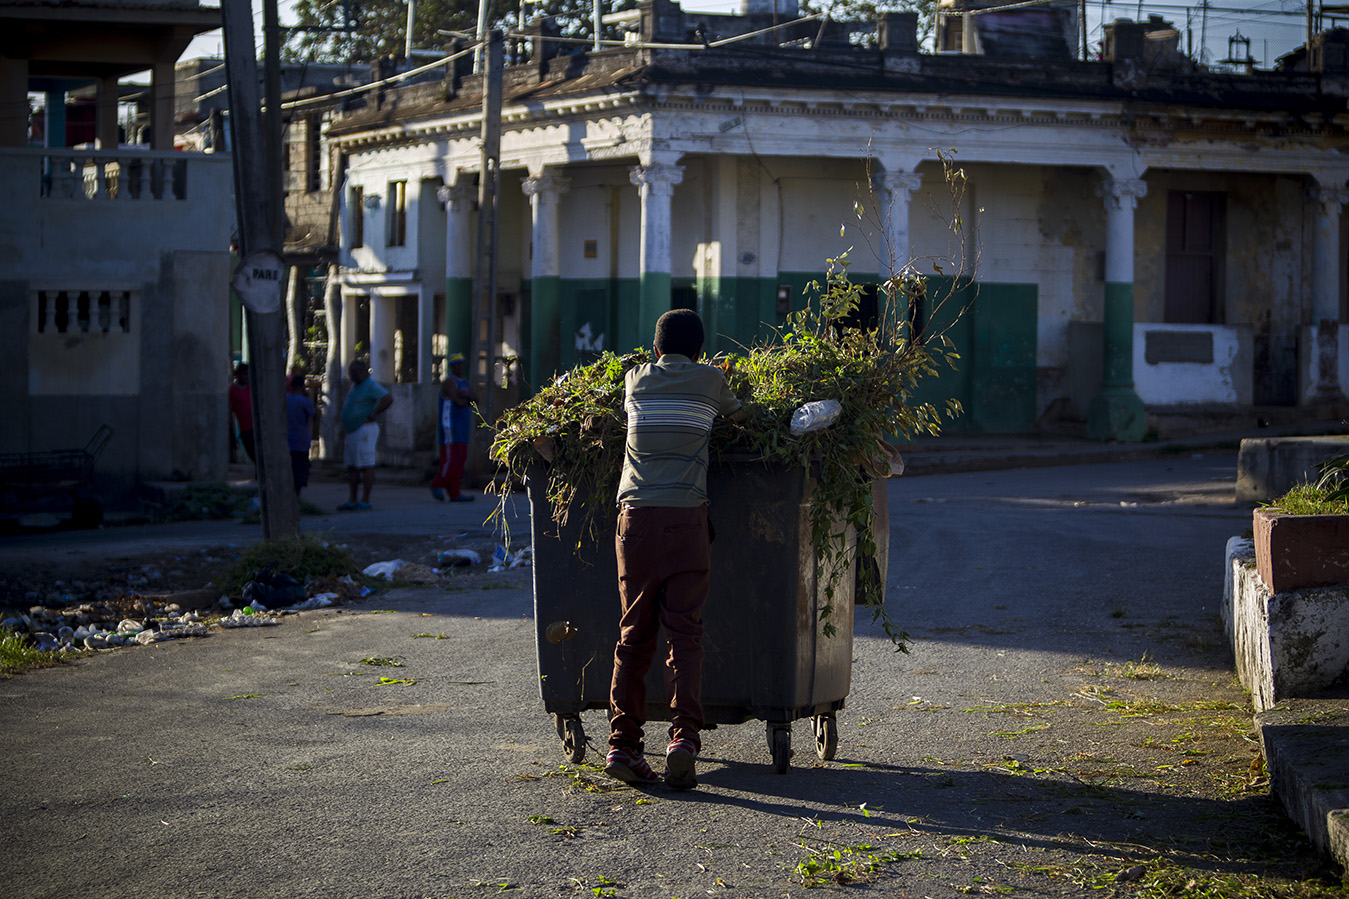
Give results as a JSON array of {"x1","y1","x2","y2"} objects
[
  {"x1": 654, "y1": 309, "x2": 704, "y2": 360},
  {"x1": 289, "y1": 374, "x2": 306, "y2": 391}
]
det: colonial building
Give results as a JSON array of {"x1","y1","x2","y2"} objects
[
  {"x1": 0, "y1": 0, "x2": 231, "y2": 511},
  {"x1": 324, "y1": 0, "x2": 1349, "y2": 447}
]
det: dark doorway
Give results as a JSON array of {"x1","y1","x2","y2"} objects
[{"x1": 1164, "y1": 190, "x2": 1226, "y2": 324}]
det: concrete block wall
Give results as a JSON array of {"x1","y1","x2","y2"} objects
[
  {"x1": 1236, "y1": 436, "x2": 1349, "y2": 502},
  {"x1": 1225, "y1": 536, "x2": 1349, "y2": 712}
]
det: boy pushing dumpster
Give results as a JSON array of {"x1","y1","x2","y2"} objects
[{"x1": 604, "y1": 309, "x2": 743, "y2": 790}]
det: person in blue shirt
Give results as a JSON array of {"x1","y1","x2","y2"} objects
[
  {"x1": 338, "y1": 360, "x2": 392, "y2": 511},
  {"x1": 430, "y1": 352, "x2": 478, "y2": 503},
  {"x1": 284, "y1": 374, "x2": 316, "y2": 498}
]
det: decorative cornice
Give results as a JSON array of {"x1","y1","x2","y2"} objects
[
  {"x1": 629, "y1": 163, "x2": 683, "y2": 196},
  {"x1": 521, "y1": 173, "x2": 570, "y2": 198},
  {"x1": 1097, "y1": 177, "x2": 1148, "y2": 210}
]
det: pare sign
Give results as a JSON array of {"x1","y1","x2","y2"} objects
[{"x1": 231, "y1": 250, "x2": 287, "y2": 313}]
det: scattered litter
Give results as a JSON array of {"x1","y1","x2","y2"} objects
[
  {"x1": 290, "y1": 594, "x2": 337, "y2": 610},
  {"x1": 437, "y1": 549, "x2": 482, "y2": 567},
  {"x1": 220, "y1": 608, "x2": 278, "y2": 628},
  {"x1": 489, "y1": 545, "x2": 512, "y2": 572},
  {"x1": 363, "y1": 560, "x2": 408, "y2": 580},
  {"x1": 242, "y1": 571, "x2": 306, "y2": 608}
]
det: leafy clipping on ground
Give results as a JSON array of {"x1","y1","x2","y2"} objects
[{"x1": 214, "y1": 535, "x2": 359, "y2": 595}]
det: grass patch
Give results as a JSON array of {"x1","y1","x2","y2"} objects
[
  {"x1": 1265, "y1": 483, "x2": 1349, "y2": 516},
  {"x1": 160, "y1": 482, "x2": 250, "y2": 521},
  {"x1": 0, "y1": 628, "x2": 67, "y2": 676},
  {"x1": 1105, "y1": 655, "x2": 1164, "y2": 680},
  {"x1": 214, "y1": 534, "x2": 359, "y2": 595}
]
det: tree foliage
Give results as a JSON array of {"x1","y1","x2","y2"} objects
[
  {"x1": 800, "y1": 0, "x2": 937, "y2": 48},
  {"x1": 285, "y1": 0, "x2": 635, "y2": 62}
]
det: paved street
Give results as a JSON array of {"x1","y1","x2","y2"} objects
[{"x1": 0, "y1": 454, "x2": 1339, "y2": 898}]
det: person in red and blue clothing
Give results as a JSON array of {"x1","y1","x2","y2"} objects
[
  {"x1": 604, "y1": 309, "x2": 743, "y2": 790},
  {"x1": 430, "y1": 352, "x2": 477, "y2": 503}
]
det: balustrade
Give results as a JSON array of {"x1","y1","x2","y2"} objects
[{"x1": 39, "y1": 151, "x2": 188, "y2": 200}]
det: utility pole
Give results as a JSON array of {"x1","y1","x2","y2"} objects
[
  {"x1": 1079, "y1": 0, "x2": 1087, "y2": 60},
  {"x1": 406, "y1": 0, "x2": 416, "y2": 63},
  {"x1": 1200, "y1": 0, "x2": 1209, "y2": 65},
  {"x1": 469, "y1": 30, "x2": 503, "y2": 471},
  {"x1": 221, "y1": 0, "x2": 300, "y2": 539}
]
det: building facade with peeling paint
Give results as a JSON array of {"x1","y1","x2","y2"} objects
[
  {"x1": 325, "y1": 0, "x2": 1349, "y2": 447},
  {"x1": 0, "y1": 0, "x2": 232, "y2": 513}
]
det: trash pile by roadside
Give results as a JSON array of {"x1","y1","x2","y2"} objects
[{"x1": 1, "y1": 536, "x2": 534, "y2": 658}]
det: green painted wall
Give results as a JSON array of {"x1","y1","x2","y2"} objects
[
  {"x1": 519, "y1": 273, "x2": 1040, "y2": 435},
  {"x1": 903, "y1": 278, "x2": 1038, "y2": 435},
  {"x1": 444, "y1": 276, "x2": 472, "y2": 359},
  {"x1": 971, "y1": 283, "x2": 1038, "y2": 434}
]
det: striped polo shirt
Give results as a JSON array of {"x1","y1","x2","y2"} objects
[{"x1": 616, "y1": 354, "x2": 742, "y2": 508}]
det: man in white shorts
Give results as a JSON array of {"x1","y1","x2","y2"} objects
[{"x1": 338, "y1": 360, "x2": 392, "y2": 511}]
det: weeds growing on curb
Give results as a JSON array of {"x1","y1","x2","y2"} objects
[
  {"x1": 214, "y1": 534, "x2": 358, "y2": 595},
  {"x1": 0, "y1": 628, "x2": 66, "y2": 675}
]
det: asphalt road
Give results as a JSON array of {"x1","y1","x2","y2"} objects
[{"x1": 0, "y1": 455, "x2": 1336, "y2": 898}]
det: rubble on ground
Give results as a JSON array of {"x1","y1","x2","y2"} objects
[{"x1": 1, "y1": 536, "x2": 533, "y2": 659}]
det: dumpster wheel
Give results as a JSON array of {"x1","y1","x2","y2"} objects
[
  {"x1": 812, "y1": 714, "x2": 839, "y2": 761},
  {"x1": 554, "y1": 713, "x2": 587, "y2": 764},
  {"x1": 768, "y1": 724, "x2": 792, "y2": 774}
]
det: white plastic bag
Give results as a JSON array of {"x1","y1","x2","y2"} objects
[{"x1": 789, "y1": 399, "x2": 842, "y2": 436}]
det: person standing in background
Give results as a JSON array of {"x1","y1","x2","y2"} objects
[
  {"x1": 430, "y1": 352, "x2": 477, "y2": 503},
  {"x1": 228, "y1": 363, "x2": 255, "y2": 465},
  {"x1": 337, "y1": 360, "x2": 392, "y2": 511},
  {"x1": 285, "y1": 374, "x2": 316, "y2": 498}
]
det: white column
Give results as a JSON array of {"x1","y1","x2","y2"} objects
[
  {"x1": 1087, "y1": 176, "x2": 1148, "y2": 442},
  {"x1": 874, "y1": 171, "x2": 923, "y2": 273},
  {"x1": 1308, "y1": 181, "x2": 1349, "y2": 400},
  {"x1": 1312, "y1": 184, "x2": 1348, "y2": 322},
  {"x1": 521, "y1": 171, "x2": 569, "y2": 380},
  {"x1": 438, "y1": 181, "x2": 474, "y2": 282},
  {"x1": 522, "y1": 171, "x2": 569, "y2": 281},
  {"x1": 339, "y1": 287, "x2": 358, "y2": 369},
  {"x1": 630, "y1": 164, "x2": 683, "y2": 278},
  {"x1": 370, "y1": 294, "x2": 397, "y2": 385},
  {"x1": 630, "y1": 163, "x2": 684, "y2": 342},
  {"x1": 1100, "y1": 178, "x2": 1147, "y2": 284}
]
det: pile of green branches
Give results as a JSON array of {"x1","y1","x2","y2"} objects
[{"x1": 490, "y1": 257, "x2": 962, "y2": 647}]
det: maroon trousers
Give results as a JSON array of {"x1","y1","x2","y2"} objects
[
  {"x1": 430, "y1": 442, "x2": 467, "y2": 497},
  {"x1": 609, "y1": 505, "x2": 711, "y2": 754}
]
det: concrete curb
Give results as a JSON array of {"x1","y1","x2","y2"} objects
[{"x1": 1257, "y1": 699, "x2": 1349, "y2": 872}]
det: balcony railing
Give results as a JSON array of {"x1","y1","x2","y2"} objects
[{"x1": 38, "y1": 149, "x2": 189, "y2": 200}]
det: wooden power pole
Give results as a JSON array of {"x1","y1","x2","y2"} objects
[
  {"x1": 221, "y1": 0, "x2": 300, "y2": 539},
  {"x1": 470, "y1": 31, "x2": 504, "y2": 439}
]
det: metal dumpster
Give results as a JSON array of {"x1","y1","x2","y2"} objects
[{"x1": 528, "y1": 455, "x2": 857, "y2": 773}]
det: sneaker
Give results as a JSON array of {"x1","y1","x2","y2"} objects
[
  {"x1": 665, "y1": 738, "x2": 698, "y2": 790},
  {"x1": 356, "y1": 501, "x2": 373, "y2": 510},
  {"x1": 604, "y1": 747, "x2": 660, "y2": 785},
  {"x1": 429, "y1": 487, "x2": 445, "y2": 502},
  {"x1": 336, "y1": 501, "x2": 359, "y2": 511},
  {"x1": 450, "y1": 494, "x2": 475, "y2": 503}
]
